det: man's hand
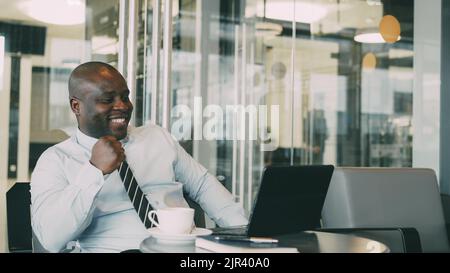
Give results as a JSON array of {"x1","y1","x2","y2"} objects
[{"x1": 90, "y1": 136, "x2": 125, "y2": 175}]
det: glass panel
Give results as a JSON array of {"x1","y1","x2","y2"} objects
[
  {"x1": 136, "y1": 0, "x2": 163, "y2": 127},
  {"x1": 137, "y1": 0, "x2": 289, "y2": 212},
  {"x1": 0, "y1": 1, "x2": 123, "y2": 251},
  {"x1": 136, "y1": 0, "x2": 441, "y2": 215},
  {"x1": 0, "y1": 0, "x2": 120, "y2": 180},
  {"x1": 135, "y1": 0, "x2": 151, "y2": 126},
  {"x1": 290, "y1": 0, "x2": 416, "y2": 167},
  {"x1": 412, "y1": 0, "x2": 440, "y2": 177}
]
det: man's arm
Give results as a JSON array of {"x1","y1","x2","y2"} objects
[
  {"x1": 31, "y1": 136, "x2": 124, "y2": 252},
  {"x1": 158, "y1": 129, "x2": 248, "y2": 227},
  {"x1": 30, "y1": 149, "x2": 105, "y2": 252}
]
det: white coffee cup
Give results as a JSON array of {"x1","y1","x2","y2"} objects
[{"x1": 148, "y1": 207, "x2": 195, "y2": 235}]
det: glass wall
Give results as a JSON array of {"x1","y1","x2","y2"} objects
[
  {"x1": 0, "y1": 0, "x2": 443, "y2": 249},
  {"x1": 134, "y1": 0, "x2": 441, "y2": 216},
  {"x1": 0, "y1": 0, "x2": 121, "y2": 251},
  {"x1": 0, "y1": 0, "x2": 121, "y2": 180}
]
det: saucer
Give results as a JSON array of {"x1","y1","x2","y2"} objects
[
  {"x1": 140, "y1": 237, "x2": 197, "y2": 253},
  {"x1": 147, "y1": 227, "x2": 212, "y2": 243}
]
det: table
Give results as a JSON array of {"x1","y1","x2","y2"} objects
[{"x1": 139, "y1": 230, "x2": 390, "y2": 253}]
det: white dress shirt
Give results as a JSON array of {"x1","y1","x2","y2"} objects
[{"x1": 30, "y1": 124, "x2": 248, "y2": 252}]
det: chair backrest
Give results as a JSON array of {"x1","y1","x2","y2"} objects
[
  {"x1": 321, "y1": 167, "x2": 449, "y2": 253},
  {"x1": 6, "y1": 182, "x2": 32, "y2": 252}
]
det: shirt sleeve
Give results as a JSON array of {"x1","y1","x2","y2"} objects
[
  {"x1": 159, "y1": 129, "x2": 249, "y2": 227},
  {"x1": 30, "y1": 148, "x2": 105, "y2": 252}
]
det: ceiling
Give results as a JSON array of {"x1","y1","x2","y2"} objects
[
  {"x1": 0, "y1": 0, "x2": 413, "y2": 43},
  {"x1": 0, "y1": 0, "x2": 85, "y2": 39}
]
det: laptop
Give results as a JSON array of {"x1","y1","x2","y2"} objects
[{"x1": 213, "y1": 165, "x2": 334, "y2": 237}]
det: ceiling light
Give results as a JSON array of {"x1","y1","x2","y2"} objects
[
  {"x1": 61, "y1": 59, "x2": 81, "y2": 69},
  {"x1": 92, "y1": 36, "x2": 119, "y2": 55},
  {"x1": 388, "y1": 48, "x2": 413, "y2": 59},
  {"x1": 362, "y1": 52, "x2": 377, "y2": 69},
  {"x1": 379, "y1": 15, "x2": 401, "y2": 43},
  {"x1": 19, "y1": 0, "x2": 85, "y2": 26},
  {"x1": 255, "y1": 22, "x2": 283, "y2": 37},
  {"x1": 354, "y1": 28, "x2": 401, "y2": 43},
  {"x1": 261, "y1": 2, "x2": 328, "y2": 24},
  {"x1": 366, "y1": 0, "x2": 382, "y2": 6}
]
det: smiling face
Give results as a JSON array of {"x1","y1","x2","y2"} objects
[{"x1": 70, "y1": 64, "x2": 133, "y2": 140}]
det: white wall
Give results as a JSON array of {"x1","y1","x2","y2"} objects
[
  {"x1": 413, "y1": 0, "x2": 441, "y2": 178},
  {"x1": 0, "y1": 56, "x2": 11, "y2": 252}
]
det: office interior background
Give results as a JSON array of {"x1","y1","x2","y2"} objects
[{"x1": 0, "y1": 0, "x2": 448, "y2": 252}]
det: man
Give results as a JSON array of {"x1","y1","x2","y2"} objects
[{"x1": 30, "y1": 61, "x2": 248, "y2": 252}]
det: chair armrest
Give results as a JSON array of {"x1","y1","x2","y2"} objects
[
  {"x1": 441, "y1": 194, "x2": 450, "y2": 246},
  {"x1": 316, "y1": 227, "x2": 422, "y2": 253},
  {"x1": 447, "y1": 223, "x2": 450, "y2": 246}
]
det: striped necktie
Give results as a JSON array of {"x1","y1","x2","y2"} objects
[{"x1": 118, "y1": 161, "x2": 154, "y2": 228}]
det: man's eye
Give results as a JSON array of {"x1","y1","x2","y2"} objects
[{"x1": 99, "y1": 98, "x2": 114, "y2": 103}]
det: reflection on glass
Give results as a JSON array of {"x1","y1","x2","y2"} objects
[
  {"x1": 0, "y1": 0, "x2": 120, "y2": 177},
  {"x1": 379, "y1": 14, "x2": 401, "y2": 43},
  {"x1": 134, "y1": 0, "x2": 419, "y2": 214},
  {"x1": 299, "y1": 0, "x2": 413, "y2": 167}
]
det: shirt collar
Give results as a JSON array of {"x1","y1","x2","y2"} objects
[{"x1": 75, "y1": 128, "x2": 130, "y2": 152}]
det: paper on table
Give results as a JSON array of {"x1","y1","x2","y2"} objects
[{"x1": 195, "y1": 236, "x2": 299, "y2": 253}]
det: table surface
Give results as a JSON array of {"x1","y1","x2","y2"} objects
[{"x1": 139, "y1": 230, "x2": 390, "y2": 253}]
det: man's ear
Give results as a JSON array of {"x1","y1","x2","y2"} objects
[{"x1": 70, "y1": 97, "x2": 81, "y2": 116}]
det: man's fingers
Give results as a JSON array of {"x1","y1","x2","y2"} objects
[
  {"x1": 98, "y1": 136, "x2": 123, "y2": 150},
  {"x1": 91, "y1": 136, "x2": 126, "y2": 175}
]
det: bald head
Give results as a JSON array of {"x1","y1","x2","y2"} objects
[
  {"x1": 68, "y1": 61, "x2": 133, "y2": 140},
  {"x1": 68, "y1": 61, "x2": 125, "y2": 100}
]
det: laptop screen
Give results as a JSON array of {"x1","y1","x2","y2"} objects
[{"x1": 247, "y1": 165, "x2": 334, "y2": 237}]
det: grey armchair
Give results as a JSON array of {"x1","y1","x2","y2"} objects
[{"x1": 321, "y1": 167, "x2": 449, "y2": 253}]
